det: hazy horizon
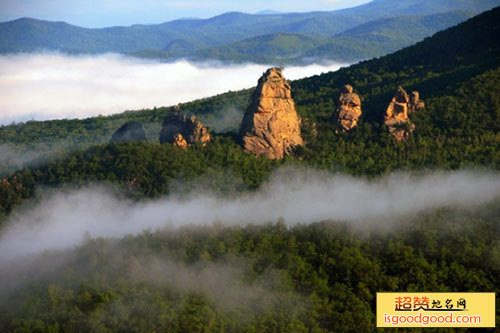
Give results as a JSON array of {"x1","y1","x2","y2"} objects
[{"x1": 0, "y1": 0, "x2": 372, "y2": 28}]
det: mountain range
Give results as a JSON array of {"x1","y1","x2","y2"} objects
[{"x1": 0, "y1": 0, "x2": 498, "y2": 64}]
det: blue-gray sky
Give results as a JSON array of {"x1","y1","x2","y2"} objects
[{"x1": 0, "y1": 0, "x2": 371, "y2": 27}]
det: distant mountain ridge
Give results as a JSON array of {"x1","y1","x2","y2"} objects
[
  {"x1": 337, "y1": 0, "x2": 497, "y2": 17},
  {"x1": 190, "y1": 10, "x2": 474, "y2": 64},
  {"x1": 0, "y1": 0, "x2": 498, "y2": 64}
]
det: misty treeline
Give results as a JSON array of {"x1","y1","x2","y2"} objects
[
  {"x1": 1, "y1": 129, "x2": 500, "y2": 220},
  {"x1": 1, "y1": 204, "x2": 499, "y2": 332}
]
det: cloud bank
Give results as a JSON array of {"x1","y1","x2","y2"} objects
[
  {"x1": 1, "y1": 168, "x2": 499, "y2": 261},
  {"x1": 0, "y1": 53, "x2": 347, "y2": 125}
]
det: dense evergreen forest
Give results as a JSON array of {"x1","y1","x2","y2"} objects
[
  {"x1": 0, "y1": 7, "x2": 499, "y2": 332},
  {"x1": 1, "y1": 205, "x2": 499, "y2": 332}
]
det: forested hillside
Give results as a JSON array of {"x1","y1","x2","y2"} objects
[
  {"x1": 1, "y1": 206, "x2": 499, "y2": 331},
  {"x1": 0, "y1": 6, "x2": 499, "y2": 332}
]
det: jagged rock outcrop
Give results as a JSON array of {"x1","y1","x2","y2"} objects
[
  {"x1": 172, "y1": 133, "x2": 188, "y2": 149},
  {"x1": 240, "y1": 67, "x2": 304, "y2": 159},
  {"x1": 159, "y1": 113, "x2": 211, "y2": 146},
  {"x1": 110, "y1": 121, "x2": 147, "y2": 143},
  {"x1": 384, "y1": 86, "x2": 424, "y2": 140},
  {"x1": 410, "y1": 91, "x2": 425, "y2": 113},
  {"x1": 334, "y1": 84, "x2": 362, "y2": 132}
]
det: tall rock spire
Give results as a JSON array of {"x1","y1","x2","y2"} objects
[
  {"x1": 334, "y1": 84, "x2": 362, "y2": 132},
  {"x1": 240, "y1": 67, "x2": 304, "y2": 159}
]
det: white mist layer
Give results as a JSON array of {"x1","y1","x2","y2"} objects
[
  {"x1": 0, "y1": 169, "x2": 499, "y2": 261},
  {"x1": 0, "y1": 53, "x2": 347, "y2": 125}
]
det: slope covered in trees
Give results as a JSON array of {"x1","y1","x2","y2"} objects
[{"x1": 1, "y1": 206, "x2": 499, "y2": 331}]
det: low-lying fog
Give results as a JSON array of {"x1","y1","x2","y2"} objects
[
  {"x1": 1, "y1": 168, "x2": 499, "y2": 262},
  {"x1": 0, "y1": 53, "x2": 348, "y2": 125}
]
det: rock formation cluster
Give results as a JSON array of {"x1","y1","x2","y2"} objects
[
  {"x1": 110, "y1": 121, "x2": 147, "y2": 143},
  {"x1": 334, "y1": 84, "x2": 362, "y2": 132},
  {"x1": 122, "y1": 69, "x2": 426, "y2": 156},
  {"x1": 384, "y1": 86, "x2": 424, "y2": 140},
  {"x1": 159, "y1": 113, "x2": 211, "y2": 148},
  {"x1": 240, "y1": 67, "x2": 304, "y2": 159}
]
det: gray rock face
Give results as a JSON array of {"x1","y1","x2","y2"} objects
[
  {"x1": 110, "y1": 121, "x2": 147, "y2": 143},
  {"x1": 159, "y1": 113, "x2": 211, "y2": 146}
]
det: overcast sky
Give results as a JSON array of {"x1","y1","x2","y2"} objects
[{"x1": 0, "y1": 0, "x2": 371, "y2": 27}]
